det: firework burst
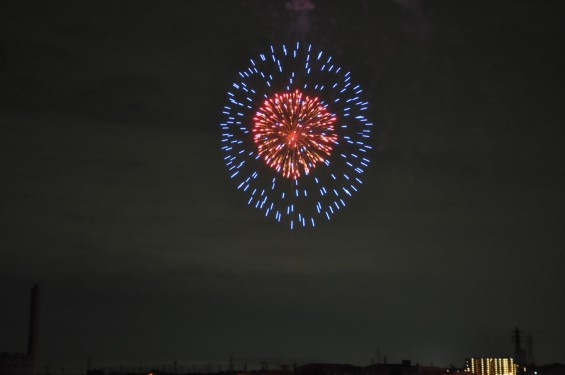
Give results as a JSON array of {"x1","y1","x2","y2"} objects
[
  {"x1": 220, "y1": 43, "x2": 373, "y2": 229},
  {"x1": 253, "y1": 89, "x2": 338, "y2": 180}
]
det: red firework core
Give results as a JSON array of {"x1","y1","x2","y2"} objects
[{"x1": 252, "y1": 89, "x2": 338, "y2": 180}]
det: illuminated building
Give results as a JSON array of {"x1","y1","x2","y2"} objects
[{"x1": 465, "y1": 358, "x2": 519, "y2": 375}]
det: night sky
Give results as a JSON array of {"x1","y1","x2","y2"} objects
[{"x1": 1, "y1": 0, "x2": 564, "y2": 372}]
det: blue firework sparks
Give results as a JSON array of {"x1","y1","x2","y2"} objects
[{"x1": 220, "y1": 43, "x2": 373, "y2": 229}]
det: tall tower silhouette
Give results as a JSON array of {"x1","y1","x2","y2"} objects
[
  {"x1": 512, "y1": 327, "x2": 525, "y2": 366},
  {"x1": 527, "y1": 334, "x2": 534, "y2": 366},
  {"x1": 27, "y1": 284, "x2": 40, "y2": 357}
]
